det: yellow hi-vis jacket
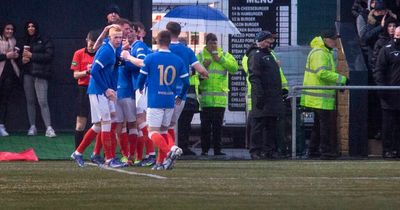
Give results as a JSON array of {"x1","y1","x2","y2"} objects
[
  {"x1": 197, "y1": 47, "x2": 239, "y2": 108},
  {"x1": 300, "y1": 36, "x2": 347, "y2": 110},
  {"x1": 242, "y1": 50, "x2": 288, "y2": 111}
]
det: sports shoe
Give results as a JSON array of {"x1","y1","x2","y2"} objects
[
  {"x1": 127, "y1": 157, "x2": 134, "y2": 166},
  {"x1": 71, "y1": 152, "x2": 85, "y2": 167},
  {"x1": 107, "y1": 158, "x2": 128, "y2": 168},
  {"x1": 90, "y1": 154, "x2": 105, "y2": 165},
  {"x1": 120, "y1": 156, "x2": 129, "y2": 165},
  {"x1": 138, "y1": 155, "x2": 156, "y2": 167},
  {"x1": 45, "y1": 126, "x2": 56, "y2": 138},
  {"x1": 27, "y1": 125, "x2": 37, "y2": 136},
  {"x1": 151, "y1": 163, "x2": 165, "y2": 170},
  {"x1": 133, "y1": 159, "x2": 142, "y2": 166},
  {"x1": 164, "y1": 146, "x2": 183, "y2": 170},
  {"x1": 0, "y1": 124, "x2": 9, "y2": 137}
]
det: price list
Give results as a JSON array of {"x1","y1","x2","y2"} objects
[{"x1": 228, "y1": 0, "x2": 291, "y2": 111}]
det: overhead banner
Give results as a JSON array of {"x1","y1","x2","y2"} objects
[{"x1": 228, "y1": 0, "x2": 291, "y2": 111}]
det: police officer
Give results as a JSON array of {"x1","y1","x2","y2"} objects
[
  {"x1": 300, "y1": 29, "x2": 347, "y2": 160},
  {"x1": 243, "y1": 36, "x2": 290, "y2": 158},
  {"x1": 374, "y1": 26, "x2": 400, "y2": 158},
  {"x1": 248, "y1": 31, "x2": 284, "y2": 159}
]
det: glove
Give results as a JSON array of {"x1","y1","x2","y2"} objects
[
  {"x1": 339, "y1": 77, "x2": 349, "y2": 92},
  {"x1": 256, "y1": 97, "x2": 265, "y2": 109},
  {"x1": 282, "y1": 89, "x2": 289, "y2": 100},
  {"x1": 345, "y1": 77, "x2": 350, "y2": 86}
]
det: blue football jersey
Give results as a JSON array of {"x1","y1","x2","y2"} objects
[
  {"x1": 117, "y1": 63, "x2": 135, "y2": 99},
  {"x1": 169, "y1": 41, "x2": 199, "y2": 100},
  {"x1": 131, "y1": 40, "x2": 152, "y2": 89},
  {"x1": 87, "y1": 42, "x2": 117, "y2": 95},
  {"x1": 137, "y1": 49, "x2": 189, "y2": 108}
]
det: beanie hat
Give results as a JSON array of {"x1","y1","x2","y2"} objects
[
  {"x1": 255, "y1": 31, "x2": 273, "y2": 42},
  {"x1": 106, "y1": 4, "x2": 121, "y2": 16}
]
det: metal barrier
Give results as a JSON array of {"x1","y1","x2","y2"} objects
[{"x1": 290, "y1": 85, "x2": 400, "y2": 159}]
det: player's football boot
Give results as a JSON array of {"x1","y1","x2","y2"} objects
[
  {"x1": 71, "y1": 152, "x2": 85, "y2": 167},
  {"x1": 151, "y1": 163, "x2": 165, "y2": 170},
  {"x1": 164, "y1": 146, "x2": 183, "y2": 170},
  {"x1": 120, "y1": 156, "x2": 129, "y2": 165},
  {"x1": 107, "y1": 158, "x2": 128, "y2": 168},
  {"x1": 138, "y1": 155, "x2": 156, "y2": 167},
  {"x1": 90, "y1": 154, "x2": 105, "y2": 165}
]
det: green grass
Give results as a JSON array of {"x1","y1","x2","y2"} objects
[
  {"x1": 1, "y1": 161, "x2": 400, "y2": 209},
  {"x1": 0, "y1": 133, "x2": 88, "y2": 160}
]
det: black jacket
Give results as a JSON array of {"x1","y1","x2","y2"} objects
[
  {"x1": 374, "y1": 39, "x2": 400, "y2": 110},
  {"x1": 21, "y1": 35, "x2": 54, "y2": 79},
  {"x1": 371, "y1": 34, "x2": 391, "y2": 72},
  {"x1": 248, "y1": 47, "x2": 283, "y2": 117}
]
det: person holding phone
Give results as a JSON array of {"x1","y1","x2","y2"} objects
[
  {"x1": 0, "y1": 22, "x2": 20, "y2": 136},
  {"x1": 196, "y1": 33, "x2": 239, "y2": 156}
]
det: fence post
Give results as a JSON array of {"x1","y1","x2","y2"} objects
[{"x1": 291, "y1": 92, "x2": 297, "y2": 159}]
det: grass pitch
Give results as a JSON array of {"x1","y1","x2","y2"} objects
[{"x1": 1, "y1": 160, "x2": 400, "y2": 209}]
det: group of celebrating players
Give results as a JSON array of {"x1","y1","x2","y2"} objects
[{"x1": 69, "y1": 14, "x2": 208, "y2": 170}]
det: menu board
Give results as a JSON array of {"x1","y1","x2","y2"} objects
[{"x1": 228, "y1": 0, "x2": 291, "y2": 111}]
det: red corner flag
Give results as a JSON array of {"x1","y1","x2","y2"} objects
[{"x1": 0, "y1": 148, "x2": 39, "y2": 161}]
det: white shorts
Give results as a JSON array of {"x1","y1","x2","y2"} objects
[
  {"x1": 89, "y1": 94, "x2": 115, "y2": 123},
  {"x1": 170, "y1": 100, "x2": 186, "y2": 125},
  {"x1": 147, "y1": 108, "x2": 174, "y2": 128},
  {"x1": 135, "y1": 88, "x2": 148, "y2": 114},
  {"x1": 115, "y1": 98, "x2": 136, "y2": 123}
]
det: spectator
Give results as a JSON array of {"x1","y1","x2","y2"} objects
[
  {"x1": 70, "y1": 30, "x2": 99, "y2": 149},
  {"x1": 197, "y1": 33, "x2": 239, "y2": 156},
  {"x1": 352, "y1": 0, "x2": 369, "y2": 19},
  {"x1": 373, "y1": 26, "x2": 400, "y2": 158},
  {"x1": 368, "y1": 16, "x2": 398, "y2": 140},
  {"x1": 356, "y1": 0, "x2": 375, "y2": 38},
  {"x1": 300, "y1": 29, "x2": 348, "y2": 160},
  {"x1": 361, "y1": 3, "x2": 397, "y2": 140},
  {"x1": 372, "y1": 16, "x2": 398, "y2": 71},
  {"x1": 361, "y1": 1, "x2": 396, "y2": 70},
  {"x1": 21, "y1": 21, "x2": 56, "y2": 137},
  {"x1": 105, "y1": 4, "x2": 121, "y2": 24},
  {"x1": 0, "y1": 22, "x2": 20, "y2": 137},
  {"x1": 247, "y1": 31, "x2": 284, "y2": 159}
]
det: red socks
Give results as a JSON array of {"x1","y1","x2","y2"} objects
[
  {"x1": 101, "y1": 131, "x2": 113, "y2": 160},
  {"x1": 136, "y1": 135, "x2": 145, "y2": 161},
  {"x1": 128, "y1": 133, "x2": 138, "y2": 158},
  {"x1": 93, "y1": 133, "x2": 102, "y2": 155},
  {"x1": 76, "y1": 128, "x2": 97, "y2": 154},
  {"x1": 151, "y1": 132, "x2": 169, "y2": 156},
  {"x1": 119, "y1": 132, "x2": 129, "y2": 157},
  {"x1": 167, "y1": 128, "x2": 175, "y2": 145}
]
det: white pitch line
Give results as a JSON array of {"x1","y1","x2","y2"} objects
[{"x1": 86, "y1": 163, "x2": 167, "y2": 179}]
